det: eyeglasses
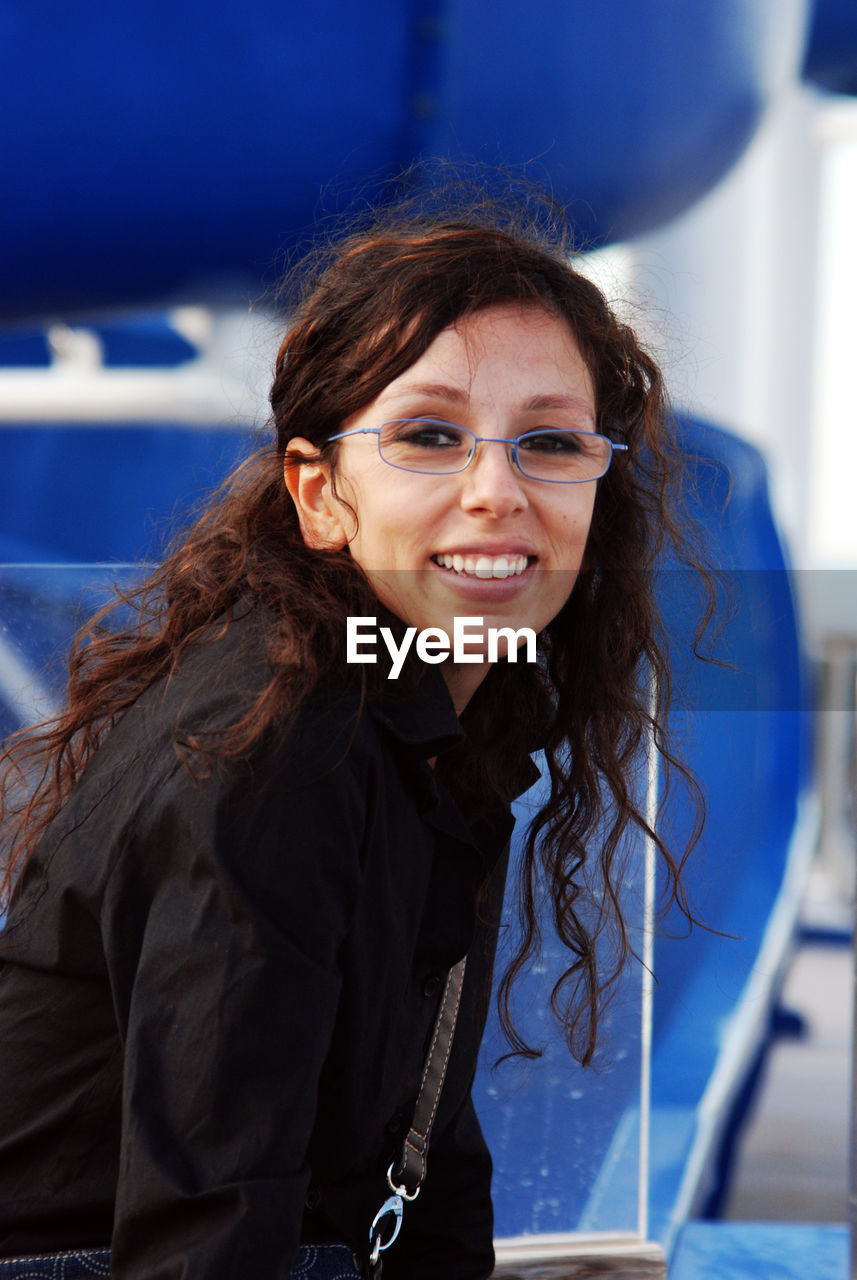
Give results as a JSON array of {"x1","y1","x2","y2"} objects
[{"x1": 327, "y1": 418, "x2": 628, "y2": 483}]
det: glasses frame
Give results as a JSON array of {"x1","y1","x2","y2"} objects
[{"x1": 326, "y1": 418, "x2": 629, "y2": 484}]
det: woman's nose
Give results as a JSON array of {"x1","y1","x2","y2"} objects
[{"x1": 459, "y1": 439, "x2": 529, "y2": 517}]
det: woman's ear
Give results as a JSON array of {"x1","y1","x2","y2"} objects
[{"x1": 283, "y1": 438, "x2": 349, "y2": 550}]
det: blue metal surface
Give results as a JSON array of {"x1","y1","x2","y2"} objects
[
  {"x1": 0, "y1": 426, "x2": 253, "y2": 564},
  {"x1": 652, "y1": 422, "x2": 809, "y2": 1039},
  {"x1": 424, "y1": 1, "x2": 809, "y2": 242},
  {"x1": 803, "y1": 0, "x2": 857, "y2": 94},
  {"x1": 670, "y1": 1221, "x2": 849, "y2": 1280},
  {"x1": 647, "y1": 420, "x2": 812, "y2": 1247},
  {"x1": 0, "y1": 1, "x2": 810, "y2": 321}
]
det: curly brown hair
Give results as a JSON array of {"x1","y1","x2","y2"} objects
[{"x1": 0, "y1": 187, "x2": 709, "y2": 1066}]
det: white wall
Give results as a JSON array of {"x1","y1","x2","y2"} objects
[
  {"x1": 626, "y1": 85, "x2": 826, "y2": 568},
  {"x1": 608, "y1": 86, "x2": 857, "y2": 653}
]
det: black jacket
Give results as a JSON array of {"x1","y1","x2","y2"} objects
[{"x1": 0, "y1": 605, "x2": 537, "y2": 1278}]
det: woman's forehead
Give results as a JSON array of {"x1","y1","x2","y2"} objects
[{"x1": 375, "y1": 304, "x2": 596, "y2": 418}]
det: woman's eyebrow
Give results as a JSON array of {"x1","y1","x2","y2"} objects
[
  {"x1": 385, "y1": 381, "x2": 469, "y2": 406},
  {"x1": 524, "y1": 393, "x2": 596, "y2": 422}
]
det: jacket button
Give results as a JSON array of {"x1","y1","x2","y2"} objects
[
  {"x1": 386, "y1": 1109, "x2": 405, "y2": 1135},
  {"x1": 422, "y1": 974, "x2": 442, "y2": 997},
  {"x1": 305, "y1": 1187, "x2": 322, "y2": 1210}
]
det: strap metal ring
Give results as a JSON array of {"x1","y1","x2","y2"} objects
[{"x1": 386, "y1": 1161, "x2": 420, "y2": 1201}]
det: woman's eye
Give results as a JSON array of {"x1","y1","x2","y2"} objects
[
  {"x1": 394, "y1": 421, "x2": 464, "y2": 449},
  {"x1": 520, "y1": 430, "x2": 583, "y2": 454}
]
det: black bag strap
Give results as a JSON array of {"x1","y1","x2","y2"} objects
[
  {"x1": 393, "y1": 954, "x2": 467, "y2": 1192},
  {"x1": 367, "y1": 955, "x2": 467, "y2": 1270}
]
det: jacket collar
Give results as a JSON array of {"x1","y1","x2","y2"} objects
[
  {"x1": 367, "y1": 659, "x2": 542, "y2": 804},
  {"x1": 366, "y1": 660, "x2": 464, "y2": 759}
]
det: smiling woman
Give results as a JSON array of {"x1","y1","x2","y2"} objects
[{"x1": 0, "y1": 188, "x2": 709, "y2": 1280}]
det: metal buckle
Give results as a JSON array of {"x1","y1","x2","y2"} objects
[{"x1": 368, "y1": 1164, "x2": 421, "y2": 1263}]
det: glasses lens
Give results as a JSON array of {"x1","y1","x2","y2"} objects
[
  {"x1": 379, "y1": 420, "x2": 472, "y2": 473},
  {"x1": 516, "y1": 430, "x2": 611, "y2": 481}
]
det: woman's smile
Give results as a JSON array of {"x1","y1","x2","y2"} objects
[{"x1": 430, "y1": 550, "x2": 532, "y2": 578}]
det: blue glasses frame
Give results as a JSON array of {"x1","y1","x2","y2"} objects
[{"x1": 327, "y1": 419, "x2": 629, "y2": 483}]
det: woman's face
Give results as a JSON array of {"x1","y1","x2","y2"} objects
[{"x1": 287, "y1": 303, "x2": 598, "y2": 712}]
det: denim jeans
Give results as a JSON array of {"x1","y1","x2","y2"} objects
[{"x1": 0, "y1": 1243, "x2": 363, "y2": 1278}]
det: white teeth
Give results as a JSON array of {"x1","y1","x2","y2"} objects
[{"x1": 433, "y1": 553, "x2": 529, "y2": 578}]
